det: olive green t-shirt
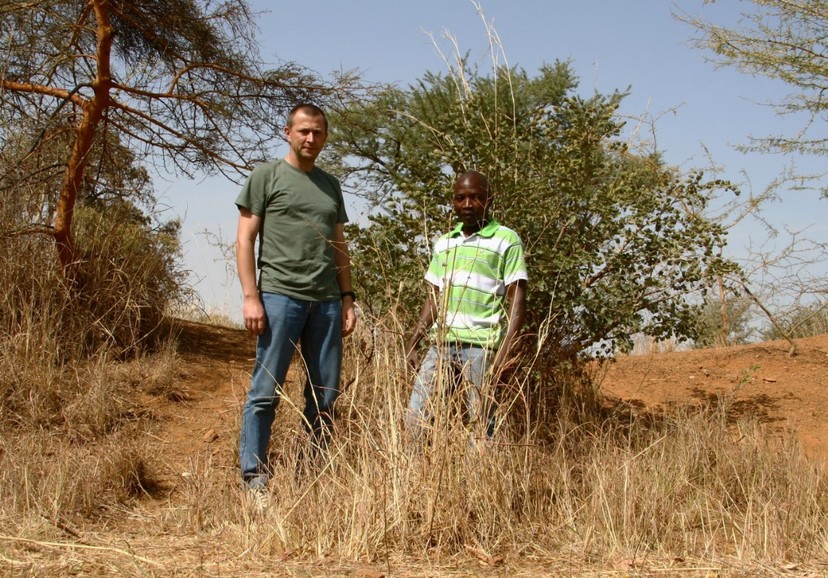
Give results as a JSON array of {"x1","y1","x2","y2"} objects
[{"x1": 235, "y1": 159, "x2": 349, "y2": 301}]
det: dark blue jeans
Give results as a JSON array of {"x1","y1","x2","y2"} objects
[{"x1": 239, "y1": 293, "x2": 342, "y2": 487}]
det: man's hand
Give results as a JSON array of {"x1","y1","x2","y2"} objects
[
  {"x1": 490, "y1": 349, "x2": 518, "y2": 385},
  {"x1": 243, "y1": 295, "x2": 266, "y2": 336},
  {"x1": 405, "y1": 346, "x2": 420, "y2": 371},
  {"x1": 341, "y1": 299, "x2": 357, "y2": 337},
  {"x1": 405, "y1": 290, "x2": 437, "y2": 372}
]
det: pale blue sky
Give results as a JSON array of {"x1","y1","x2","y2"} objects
[{"x1": 162, "y1": 0, "x2": 826, "y2": 320}]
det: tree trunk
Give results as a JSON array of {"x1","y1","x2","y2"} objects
[{"x1": 54, "y1": 0, "x2": 113, "y2": 279}]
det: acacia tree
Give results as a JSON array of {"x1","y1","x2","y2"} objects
[
  {"x1": 680, "y1": 1, "x2": 827, "y2": 350},
  {"x1": 681, "y1": 0, "x2": 826, "y2": 184},
  {"x1": 326, "y1": 60, "x2": 739, "y2": 362},
  {"x1": 0, "y1": 0, "x2": 359, "y2": 278}
]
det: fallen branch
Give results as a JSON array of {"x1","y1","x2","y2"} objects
[{"x1": 0, "y1": 535, "x2": 161, "y2": 567}]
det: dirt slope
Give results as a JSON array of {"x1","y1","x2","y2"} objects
[
  {"x1": 146, "y1": 320, "x2": 255, "y2": 491},
  {"x1": 598, "y1": 333, "x2": 828, "y2": 464}
]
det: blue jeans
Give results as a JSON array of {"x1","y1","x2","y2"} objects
[
  {"x1": 405, "y1": 343, "x2": 497, "y2": 442},
  {"x1": 239, "y1": 293, "x2": 342, "y2": 485}
]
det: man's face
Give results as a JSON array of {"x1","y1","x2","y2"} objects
[
  {"x1": 452, "y1": 178, "x2": 489, "y2": 227},
  {"x1": 285, "y1": 110, "x2": 328, "y2": 163}
]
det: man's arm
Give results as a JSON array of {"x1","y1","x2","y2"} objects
[
  {"x1": 491, "y1": 279, "x2": 527, "y2": 378},
  {"x1": 333, "y1": 223, "x2": 357, "y2": 337},
  {"x1": 405, "y1": 287, "x2": 439, "y2": 370},
  {"x1": 236, "y1": 207, "x2": 265, "y2": 336}
]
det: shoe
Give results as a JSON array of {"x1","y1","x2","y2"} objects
[
  {"x1": 245, "y1": 473, "x2": 268, "y2": 491},
  {"x1": 244, "y1": 474, "x2": 270, "y2": 514},
  {"x1": 248, "y1": 486, "x2": 270, "y2": 514}
]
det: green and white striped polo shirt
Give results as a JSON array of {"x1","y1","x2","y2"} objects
[{"x1": 425, "y1": 219, "x2": 528, "y2": 349}]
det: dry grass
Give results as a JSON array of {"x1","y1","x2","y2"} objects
[{"x1": 1, "y1": 307, "x2": 827, "y2": 575}]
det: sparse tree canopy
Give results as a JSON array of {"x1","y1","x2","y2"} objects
[
  {"x1": 681, "y1": 0, "x2": 827, "y2": 163},
  {"x1": 0, "y1": 0, "x2": 360, "y2": 273},
  {"x1": 327, "y1": 60, "x2": 739, "y2": 360}
]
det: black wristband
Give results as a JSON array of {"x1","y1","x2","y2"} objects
[{"x1": 341, "y1": 291, "x2": 356, "y2": 302}]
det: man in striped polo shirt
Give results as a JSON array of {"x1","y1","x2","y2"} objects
[{"x1": 404, "y1": 170, "x2": 527, "y2": 443}]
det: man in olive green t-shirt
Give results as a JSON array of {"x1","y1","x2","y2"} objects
[{"x1": 235, "y1": 103, "x2": 357, "y2": 493}]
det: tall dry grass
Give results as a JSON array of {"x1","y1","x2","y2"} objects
[
  {"x1": 0, "y1": 199, "x2": 185, "y2": 540},
  {"x1": 157, "y1": 309, "x2": 828, "y2": 571},
  {"x1": 1, "y1": 221, "x2": 825, "y2": 571}
]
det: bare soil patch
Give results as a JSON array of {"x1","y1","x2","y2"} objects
[{"x1": 598, "y1": 333, "x2": 828, "y2": 465}]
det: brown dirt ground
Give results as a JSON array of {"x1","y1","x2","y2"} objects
[
  {"x1": 145, "y1": 319, "x2": 256, "y2": 492},
  {"x1": 161, "y1": 321, "x2": 828, "y2": 479},
  {"x1": 597, "y1": 332, "x2": 828, "y2": 466}
]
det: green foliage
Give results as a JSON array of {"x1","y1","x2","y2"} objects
[
  {"x1": 329, "y1": 61, "x2": 739, "y2": 360},
  {"x1": 683, "y1": 0, "x2": 827, "y2": 196}
]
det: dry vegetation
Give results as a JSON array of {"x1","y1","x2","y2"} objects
[{"x1": 1, "y1": 293, "x2": 827, "y2": 576}]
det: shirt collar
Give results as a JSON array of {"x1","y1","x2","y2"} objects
[{"x1": 449, "y1": 218, "x2": 500, "y2": 239}]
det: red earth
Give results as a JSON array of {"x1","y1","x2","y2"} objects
[{"x1": 598, "y1": 333, "x2": 828, "y2": 466}]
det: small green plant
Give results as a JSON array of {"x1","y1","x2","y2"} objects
[{"x1": 735, "y1": 363, "x2": 761, "y2": 390}]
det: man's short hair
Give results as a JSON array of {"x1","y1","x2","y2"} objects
[
  {"x1": 287, "y1": 103, "x2": 328, "y2": 132},
  {"x1": 456, "y1": 170, "x2": 490, "y2": 193}
]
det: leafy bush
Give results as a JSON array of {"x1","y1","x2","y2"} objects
[
  {"x1": 693, "y1": 292, "x2": 755, "y2": 347},
  {"x1": 328, "y1": 62, "x2": 739, "y2": 362}
]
